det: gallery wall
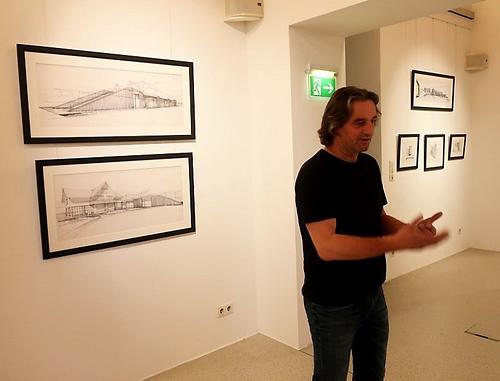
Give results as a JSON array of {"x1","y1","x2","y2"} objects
[
  {"x1": 380, "y1": 16, "x2": 473, "y2": 279},
  {"x1": 468, "y1": 0, "x2": 500, "y2": 251},
  {"x1": 245, "y1": 0, "x2": 371, "y2": 350},
  {"x1": 345, "y1": 29, "x2": 382, "y2": 163},
  {"x1": 0, "y1": 1, "x2": 258, "y2": 380},
  {"x1": 289, "y1": 26, "x2": 346, "y2": 349},
  {"x1": 0, "y1": 1, "x2": 387, "y2": 378}
]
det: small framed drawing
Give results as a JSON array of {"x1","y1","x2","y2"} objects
[
  {"x1": 411, "y1": 70, "x2": 455, "y2": 111},
  {"x1": 448, "y1": 134, "x2": 467, "y2": 160},
  {"x1": 36, "y1": 153, "x2": 195, "y2": 259},
  {"x1": 424, "y1": 134, "x2": 445, "y2": 171},
  {"x1": 17, "y1": 44, "x2": 195, "y2": 143},
  {"x1": 397, "y1": 134, "x2": 420, "y2": 171}
]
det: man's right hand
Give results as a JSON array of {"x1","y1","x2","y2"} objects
[{"x1": 393, "y1": 213, "x2": 449, "y2": 249}]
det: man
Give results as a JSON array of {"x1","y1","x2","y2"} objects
[{"x1": 295, "y1": 86, "x2": 448, "y2": 381}]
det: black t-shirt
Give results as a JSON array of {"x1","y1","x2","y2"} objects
[{"x1": 295, "y1": 149, "x2": 387, "y2": 306}]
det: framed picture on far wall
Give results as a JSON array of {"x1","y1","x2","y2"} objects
[
  {"x1": 424, "y1": 134, "x2": 445, "y2": 171},
  {"x1": 411, "y1": 70, "x2": 455, "y2": 112},
  {"x1": 17, "y1": 44, "x2": 195, "y2": 143},
  {"x1": 397, "y1": 134, "x2": 420, "y2": 171},
  {"x1": 35, "y1": 153, "x2": 196, "y2": 259},
  {"x1": 448, "y1": 134, "x2": 467, "y2": 160}
]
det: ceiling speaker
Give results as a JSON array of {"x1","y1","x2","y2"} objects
[
  {"x1": 225, "y1": 0, "x2": 263, "y2": 22},
  {"x1": 465, "y1": 54, "x2": 488, "y2": 71}
]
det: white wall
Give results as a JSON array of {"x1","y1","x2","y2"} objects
[
  {"x1": 346, "y1": 29, "x2": 382, "y2": 163},
  {"x1": 0, "y1": 1, "x2": 385, "y2": 378},
  {"x1": 468, "y1": 0, "x2": 500, "y2": 251},
  {"x1": 0, "y1": 1, "x2": 258, "y2": 380},
  {"x1": 289, "y1": 26, "x2": 346, "y2": 349},
  {"x1": 245, "y1": 7, "x2": 299, "y2": 349},
  {"x1": 290, "y1": 28, "x2": 346, "y2": 176},
  {"x1": 380, "y1": 17, "x2": 473, "y2": 279},
  {"x1": 246, "y1": 0, "x2": 370, "y2": 350}
]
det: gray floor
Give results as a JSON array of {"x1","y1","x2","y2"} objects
[{"x1": 146, "y1": 248, "x2": 500, "y2": 381}]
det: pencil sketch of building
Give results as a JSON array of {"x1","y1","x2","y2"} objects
[
  {"x1": 41, "y1": 87, "x2": 179, "y2": 117},
  {"x1": 59, "y1": 181, "x2": 182, "y2": 221},
  {"x1": 415, "y1": 80, "x2": 449, "y2": 100}
]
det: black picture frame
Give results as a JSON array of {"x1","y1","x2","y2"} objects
[
  {"x1": 17, "y1": 44, "x2": 195, "y2": 143},
  {"x1": 448, "y1": 134, "x2": 467, "y2": 160},
  {"x1": 424, "y1": 134, "x2": 445, "y2": 171},
  {"x1": 397, "y1": 134, "x2": 420, "y2": 171},
  {"x1": 411, "y1": 70, "x2": 455, "y2": 112},
  {"x1": 36, "y1": 152, "x2": 195, "y2": 259}
]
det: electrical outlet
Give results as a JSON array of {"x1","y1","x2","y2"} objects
[{"x1": 217, "y1": 303, "x2": 233, "y2": 318}]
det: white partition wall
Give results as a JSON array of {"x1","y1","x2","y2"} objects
[
  {"x1": 468, "y1": 0, "x2": 500, "y2": 251},
  {"x1": 0, "y1": 1, "x2": 258, "y2": 380}
]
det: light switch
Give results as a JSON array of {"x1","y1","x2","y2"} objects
[{"x1": 388, "y1": 161, "x2": 394, "y2": 182}]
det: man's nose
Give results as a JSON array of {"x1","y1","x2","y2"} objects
[{"x1": 364, "y1": 121, "x2": 375, "y2": 135}]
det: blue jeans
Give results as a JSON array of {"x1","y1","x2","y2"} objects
[{"x1": 304, "y1": 287, "x2": 389, "y2": 381}]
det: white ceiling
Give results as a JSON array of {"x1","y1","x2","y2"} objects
[{"x1": 292, "y1": 0, "x2": 480, "y2": 37}]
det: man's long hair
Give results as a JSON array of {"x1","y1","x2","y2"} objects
[{"x1": 318, "y1": 86, "x2": 381, "y2": 146}]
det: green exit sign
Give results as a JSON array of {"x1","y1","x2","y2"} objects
[{"x1": 308, "y1": 73, "x2": 336, "y2": 98}]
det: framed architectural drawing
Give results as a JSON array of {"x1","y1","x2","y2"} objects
[
  {"x1": 424, "y1": 134, "x2": 445, "y2": 171},
  {"x1": 411, "y1": 70, "x2": 455, "y2": 111},
  {"x1": 36, "y1": 153, "x2": 195, "y2": 259},
  {"x1": 397, "y1": 134, "x2": 419, "y2": 171},
  {"x1": 17, "y1": 44, "x2": 195, "y2": 143},
  {"x1": 448, "y1": 134, "x2": 467, "y2": 160}
]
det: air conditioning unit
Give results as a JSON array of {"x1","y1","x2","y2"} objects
[
  {"x1": 225, "y1": 0, "x2": 263, "y2": 22},
  {"x1": 431, "y1": 7, "x2": 474, "y2": 30}
]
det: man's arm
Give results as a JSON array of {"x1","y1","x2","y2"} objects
[
  {"x1": 306, "y1": 213, "x2": 448, "y2": 261},
  {"x1": 381, "y1": 209, "x2": 442, "y2": 235},
  {"x1": 381, "y1": 210, "x2": 405, "y2": 234}
]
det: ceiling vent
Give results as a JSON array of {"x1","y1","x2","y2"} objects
[
  {"x1": 448, "y1": 7, "x2": 475, "y2": 20},
  {"x1": 431, "y1": 7, "x2": 475, "y2": 29}
]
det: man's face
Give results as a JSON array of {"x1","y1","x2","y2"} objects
[{"x1": 333, "y1": 100, "x2": 378, "y2": 155}]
